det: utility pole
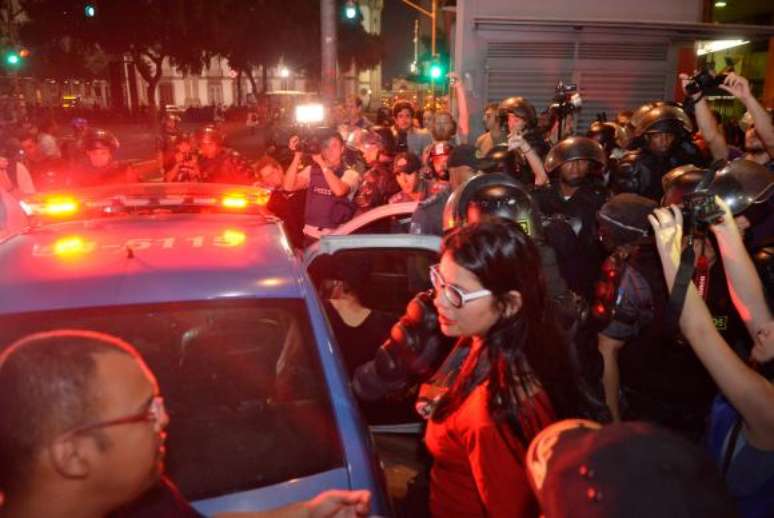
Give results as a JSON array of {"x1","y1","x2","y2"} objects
[
  {"x1": 402, "y1": 0, "x2": 438, "y2": 108},
  {"x1": 321, "y1": 0, "x2": 337, "y2": 103}
]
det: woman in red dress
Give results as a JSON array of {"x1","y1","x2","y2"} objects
[{"x1": 419, "y1": 219, "x2": 581, "y2": 517}]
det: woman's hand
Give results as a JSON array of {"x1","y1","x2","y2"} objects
[
  {"x1": 648, "y1": 205, "x2": 683, "y2": 288},
  {"x1": 719, "y1": 72, "x2": 753, "y2": 104},
  {"x1": 708, "y1": 196, "x2": 740, "y2": 238}
]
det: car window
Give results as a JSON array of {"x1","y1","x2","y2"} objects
[
  {"x1": 307, "y1": 248, "x2": 437, "y2": 426},
  {"x1": 0, "y1": 299, "x2": 344, "y2": 501},
  {"x1": 308, "y1": 248, "x2": 436, "y2": 315}
]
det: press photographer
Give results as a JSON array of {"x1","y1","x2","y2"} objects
[{"x1": 283, "y1": 126, "x2": 361, "y2": 243}]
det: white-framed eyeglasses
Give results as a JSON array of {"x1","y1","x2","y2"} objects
[{"x1": 429, "y1": 264, "x2": 492, "y2": 308}]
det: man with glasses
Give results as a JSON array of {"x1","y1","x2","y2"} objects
[{"x1": 0, "y1": 330, "x2": 370, "y2": 518}]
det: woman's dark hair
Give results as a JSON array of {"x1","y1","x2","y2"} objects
[{"x1": 432, "y1": 219, "x2": 580, "y2": 445}]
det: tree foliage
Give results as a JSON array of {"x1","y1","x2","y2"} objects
[{"x1": 18, "y1": 0, "x2": 385, "y2": 108}]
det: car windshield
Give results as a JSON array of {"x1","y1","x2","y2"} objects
[{"x1": 0, "y1": 299, "x2": 344, "y2": 501}]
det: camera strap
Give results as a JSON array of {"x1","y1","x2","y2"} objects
[{"x1": 665, "y1": 241, "x2": 696, "y2": 337}]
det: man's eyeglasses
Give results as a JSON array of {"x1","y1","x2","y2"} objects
[
  {"x1": 429, "y1": 264, "x2": 492, "y2": 308},
  {"x1": 63, "y1": 396, "x2": 166, "y2": 437}
]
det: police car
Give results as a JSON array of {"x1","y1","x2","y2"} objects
[{"x1": 0, "y1": 183, "x2": 406, "y2": 516}]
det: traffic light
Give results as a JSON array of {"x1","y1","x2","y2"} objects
[
  {"x1": 5, "y1": 51, "x2": 20, "y2": 67},
  {"x1": 423, "y1": 59, "x2": 445, "y2": 81},
  {"x1": 430, "y1": 62, "x2": 443, "y2": 80},
  {"x1": 344, "y1": 0, "x2": 357, "y2": 20},
  {"x1": 84, "y1": 3, "x2": 96, "y2": 17}
]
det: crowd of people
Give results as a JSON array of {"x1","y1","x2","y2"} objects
[{"x1": 0, "y1": 69, "x2": 773, "y2": 518}]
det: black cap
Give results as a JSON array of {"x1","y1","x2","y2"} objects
[
  {"x1": 526, "y1": 420, "x2": 738, "y2": 518},
  {"x1": 393, "y1": 152, "x2": 422, "y2": 174},
  {"x1": 447, "y1": 144, "x2": 480, "y2": 169}
]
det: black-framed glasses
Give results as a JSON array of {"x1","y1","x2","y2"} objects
[
  {"x1": 429, "y1": 264, "x2": 492, "y2": 308},
  {"x1": 63, "y1": 396, "x2": 166, "y2": 437}
]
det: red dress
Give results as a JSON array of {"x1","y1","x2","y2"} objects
[{"x1": 424, "y1": 382, "x2": 554, "y2": 518}]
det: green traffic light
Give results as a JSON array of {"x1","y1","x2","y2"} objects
[
  {"x1": 85, "y1": 4, "x2": 96, "y2": 17},
  {"x1": 345, "y1": 6, "x2": 356, "y2": 18},
  {"x1": 430, "y1": 64, "x2": 443, "y2": 80},
  {"x1": 6, "y1": 53, "x2": 19, "y2": 66}
]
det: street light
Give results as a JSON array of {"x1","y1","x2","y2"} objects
[{"x1": 279, "y1": 67, "x2": 290, "y2": 78}]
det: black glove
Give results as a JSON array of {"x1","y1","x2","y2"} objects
[{"x1": 353, "y1": 290, "x2": 454, "y2": 401}]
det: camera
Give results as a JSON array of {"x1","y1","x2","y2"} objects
[
  {"x1": 298, "y1": 136, "x2": 321, "y2": 155},
  {"x1": 548, "y1": 81, "x2": 582, "y2": 115},
  {"x1": 682, "y1": 191, "x2": 724, "y2": 230},
  {"x1": 293, "y1": 103, "x2": 326, "y2": 155},
  {"x1": 684, "y1": 67, "x2": 727, "y2": 97}
]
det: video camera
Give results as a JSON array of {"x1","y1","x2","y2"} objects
[
  {"x1": 294, "y1": 103, "x2": 326, "y2": 155},
  {"x1": 548, "y1": 81, "x2": 582, "y2": 116},
  {"x1": 682, "y1": 190, "x2": 724, "y2": 232}
]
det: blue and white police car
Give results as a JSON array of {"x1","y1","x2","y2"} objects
[{"x1": 0, "y1": 183, "x2": 410, "y2": 516}]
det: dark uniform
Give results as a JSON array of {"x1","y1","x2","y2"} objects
[
  {"x1": 537, "y1": 136, "x2": 610, "y2": 299},
  {"x1": 70, "y1": 128, "x2": 136, "y2": 188},
  {"x1": 534, "y1": 183, "x2": 608, "y2": 299},
  {"x1": 408, "y1": 187, "x2": 451, "y2": 236},
  {"x1": 198, "y1": 149, "x2": 254, "y2": 185},
  {"x1": 71, "y1": 161, "x2": 136, "y2": 188},
  {"x1": 599, "y1": 244, "x2": 717, "y2": 441}
]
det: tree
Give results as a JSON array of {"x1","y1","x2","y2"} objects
[{"x1": 20, "y1": 0, "x2": 215, "y2": 120}]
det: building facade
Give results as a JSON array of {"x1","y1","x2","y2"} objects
[{"x1": 451, "y1": 0, "x2": 774, "y2": 137}]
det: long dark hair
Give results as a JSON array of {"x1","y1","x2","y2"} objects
[{"x1": 432, "y1": 219, "x2": 580, "y2": 445}]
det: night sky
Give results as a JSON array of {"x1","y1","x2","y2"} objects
[{"x1": 381, "y1": 1, "x2": 418, "y2": 88}]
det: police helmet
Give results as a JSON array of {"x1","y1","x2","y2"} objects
[
  {"x1": 480, "y1": 144, "x2": 524, "y2": 176},
  {"x1": 195, "y1": 125, "x2": 224, "y2": 145},
  {"x1": 83, "y1": 128, "x2": 119, "y2": 152},
  {"x1": 498, "y1": 96, "x2": 538, "y2": 129},
  {"x1": 660, "y1": 165, "x2": 707, "y2": 207},
  {"x1": 661, "y1": 160, "x2": 773, "y2": 216},
  {"x1": 633, "y1": 104, "x2": 693, "y2": 138},
  {"x1": 544, "y1": 136, "x2": 607, "y2": 174},
  {"x1": 587, "y1": 121, "x2": 626, "y2": 154},
  {"x1": 708, "y1": 160, "x2": 773, "y2": 215},
  {"x1": 442, "y1": 173, "x2": 542, "y2": 239}
]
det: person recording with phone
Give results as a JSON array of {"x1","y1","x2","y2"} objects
[{"x1": 682, "y1": 70, "x2": 773, "y2": 168}]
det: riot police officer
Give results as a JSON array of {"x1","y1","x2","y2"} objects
[
  {"x1": 70, "y1": 128, "x2": 136, "y2": 188},
  {"x1": 158, "y1": 113, "x2": 182, "y2": 175},
  {"x1": 611, "y1": 102, "x2": 707, "y2": 200},
  {"x1": 534, "y1": 136, "x2": 609, "y2": 299},
  {"x1": 195, "y1": 125, "x2": 255, "y2": 184}
]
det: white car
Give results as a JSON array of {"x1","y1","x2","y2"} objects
[{"x1": 331, "y1": 201, "x2": 418, "y2": 235}]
